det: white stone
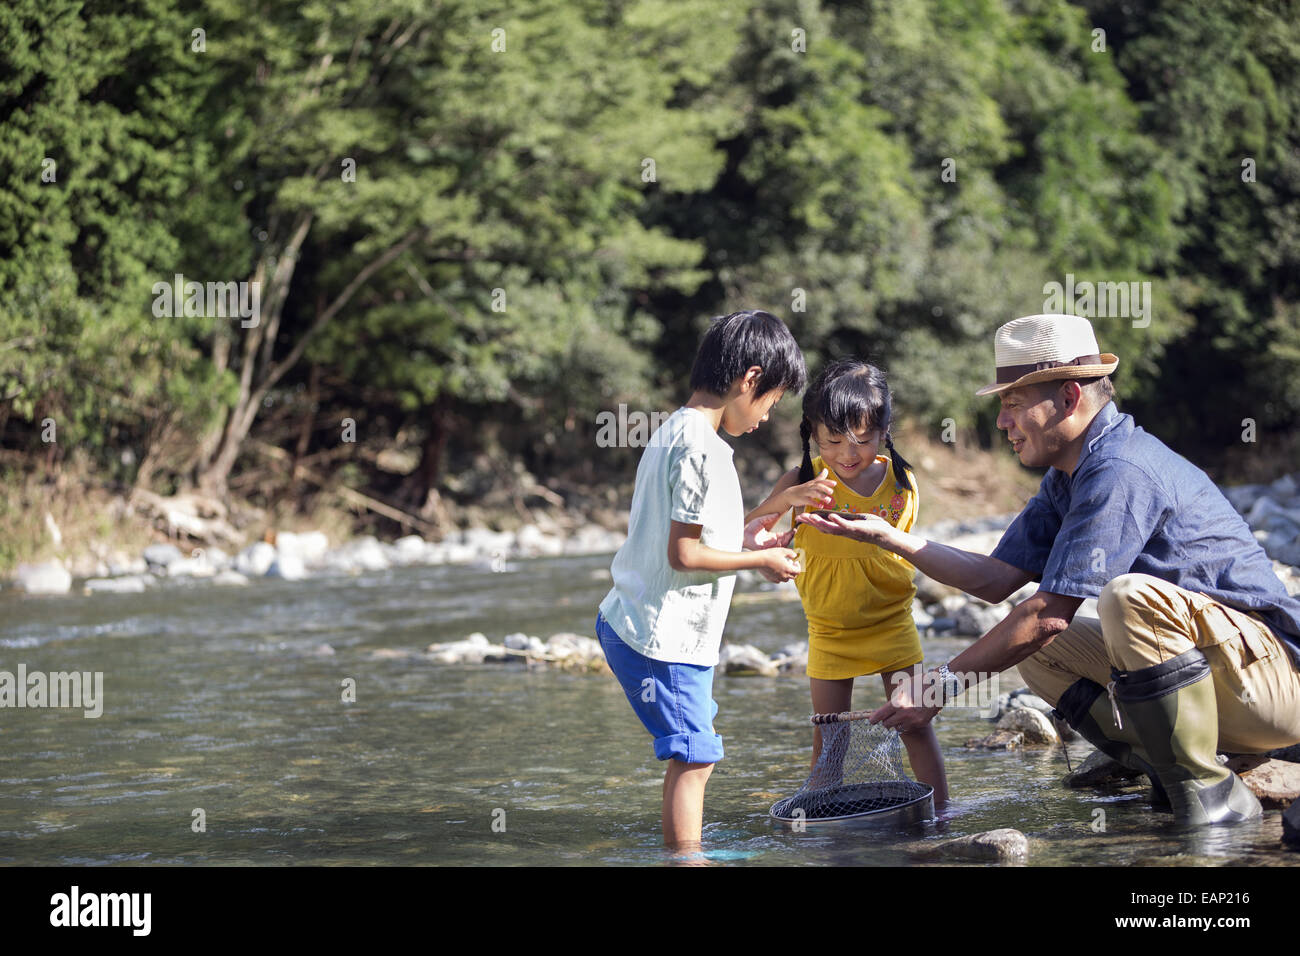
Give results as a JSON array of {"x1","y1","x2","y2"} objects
[
  {"x1": 997, "y1": 706, "x2": 1059, "y2": 744},
  {"x1": 143, "y1": 543, "x2": 184, "y2": 569},
  {"x1": 84, "y1": 575, "x2": 148, "y2": 594},
  {"x1": 235, "y1": 541, "x2": 277, "y2": 577},
  {"x1": 394, "y1": 535, "x2": 428, "y2": 564},
  {"x1": 267, "y1": 551, "x2": 307, "y2": 580},
  {"x1": 719, "y1": 643, "x2": 779, "y2": 676},
  {"x1": 15, "y1": 560, "x2": 72, "y2": 594},
  {"x1": 212, "y1": 570, "x2": 250, "y2": 587},
  {"x1": 955, "y1": 601, "x2": 1008, "y2": 636}
]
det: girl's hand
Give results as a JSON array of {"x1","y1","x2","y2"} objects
[
  {"x1": 758, "y1": 547, "x2": 802, "y2": 582},
  {"x1": 743, "y1": 512, "x2": 795, "y2": 551},
  {"x1": 795, "y1": 510, "x2": 895, "y2": 547},
  {"x1": 784, "y1": 468, "x2": 837, "y2": 510}
]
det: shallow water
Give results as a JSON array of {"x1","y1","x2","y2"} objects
[{"x1": 0, "y1": 553, "x2": 1293, "y2": 866}]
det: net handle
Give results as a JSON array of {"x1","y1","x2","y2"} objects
[{"x1": 810, "y1": 709, "x2": 877, "y2": 725}]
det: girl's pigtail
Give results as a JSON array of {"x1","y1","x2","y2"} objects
[
  {"x1": 798, "y1": 418, "x2": 815, "y2": 483},
  {"x1": 885, "y1": 434, "x2": 914, "y2": 491}
]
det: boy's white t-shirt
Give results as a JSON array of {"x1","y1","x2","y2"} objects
[{"x1": 598, "y1": 406, "x2": 744, "y2": 666}]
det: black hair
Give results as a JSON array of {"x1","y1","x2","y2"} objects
[
  {"x1": 798, "y1": 358, "x2": 913, "y2": 490},
  {"x1": 689, "y1": 310, "x2": 807, "y2": 399}
]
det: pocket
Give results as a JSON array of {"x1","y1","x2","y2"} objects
[{"x1": 1193, "y1": 602, "x2": 1278, "y2": 668}]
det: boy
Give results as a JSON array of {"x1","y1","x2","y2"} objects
[{"x1": 595, "y1": 309, "x2": 807, "y2": 852}]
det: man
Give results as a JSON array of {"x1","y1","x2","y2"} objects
[{"x1": 798, "y1": 313, "x2": 1300, "y2": 825}]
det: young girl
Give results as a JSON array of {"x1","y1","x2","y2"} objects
[{"x1": 746, "y1": 358, "x2": 948, "y2": 807}]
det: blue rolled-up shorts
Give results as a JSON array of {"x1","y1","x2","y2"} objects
[{"x1": 596, "y1": 612, "x2": 724, "y2": 764}]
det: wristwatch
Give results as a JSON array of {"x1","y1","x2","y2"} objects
[{"x1": 936, "y1": 663, "x2": 961, "y2": 706}]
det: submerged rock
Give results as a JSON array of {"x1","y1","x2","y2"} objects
[
  {"x1": 1284, "y1": 799, "x2": 1300, "y2": 850},
  {"x1": 965, "y1": 729, "x2": 1023, "y2": 750},
  {"x1": 1063, "y1": 749, "x2": 1147, "y2": 789},
  {"x1": 212, "y1": 570, "x2": 250, "y2": 587},
  {"x1": 914, "y1": 828, "x2": 1029, "y2": 863}
]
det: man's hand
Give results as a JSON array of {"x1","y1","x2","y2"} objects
[
  {"x1": 795, "y1": 510, "x2": 895, "y2": 547},
  {"x1": 744, "y1": 511, "x2": 794, "y2": 550},
  {"x1": 868, "y1": 670, "x2": 941, "y2": 732}
]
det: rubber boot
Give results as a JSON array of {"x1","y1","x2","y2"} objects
[
  {"x1": 1053, "y1": 678, "x2": 1171, "y2": 811},
  {"x1": 1111, "y1": 649, "x2": 1261, "y2": 825}
]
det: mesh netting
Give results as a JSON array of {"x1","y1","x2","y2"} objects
[{"x1": 769, "y1": 712, "x2": 933, "y2": 824}]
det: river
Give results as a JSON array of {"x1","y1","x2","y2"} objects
[{"x1": 0, "y1": 552, "x2": 1292, "y2": 865}]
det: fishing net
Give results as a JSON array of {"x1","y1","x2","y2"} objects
[{"x1": 769, "y1": 710, "x2": 934, "y2": 825}]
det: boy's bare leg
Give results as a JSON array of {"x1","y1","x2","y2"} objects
[{"x1": 662, "y1": 759, "x2": 714, "y2": 849}]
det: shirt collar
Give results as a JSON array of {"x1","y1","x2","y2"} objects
[{"x1": 1073, "y1": 400, "x2": 1124, "y2": 473}]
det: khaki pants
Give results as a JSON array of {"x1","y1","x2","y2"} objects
[{"x1": 1018, "y1": 573, "x2": 1300, "y2": 754}]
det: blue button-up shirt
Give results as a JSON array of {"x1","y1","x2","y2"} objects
[{"x1": 991, "y1": 401, "x2": 1300, "y2": 666}]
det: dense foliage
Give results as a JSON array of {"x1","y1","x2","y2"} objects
[{"x1": 2, "y1": 0, "x2": 1296, "y2": 518}]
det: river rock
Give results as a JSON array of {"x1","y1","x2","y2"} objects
[
  {"x1": 84, "y1": 575, "x2": 149, "y2": 594},
  {"x1": 773, "y1": 641, "x2": 809, "y2": 672},
  {"x1": 267, "y1": 551, "x2": 307, "y2": 580},
  {"x1": 167, "y1": 554, "x2": 218, "y2": 578},
  {"x1": 914, "y1": 571, "x2": 960, "y2": 604},
  {"x1": 107, "y1": 553, "x2": 148, "y2": 576},
  {"x1": 393, "y1": 535, "x2": 429, "y2": 565},
  {"x1": 997, "y1": 707, "x2": 1059, "y2": 744},
  {"x1": 955, "y1": 601, "x2": 1009, "y2": 636},
  {"x1": 542, "y1": 633, "x2": 607, "y2": 672},
  {"x1": 1063, "y1": 749, "x2": 1146, "y2": 789},
  {"x1": 1008, "y1": 691, "x2": 1054, "y2": 716},
  {"x1": 427, "y1": 633, "x2": 508, "y2": 664},
  {"x1": 929, "y1": 616, "x2": 957, "y2": 633},
  {"x1": 504, "y1": 632, "x2": 547, "y2": 655},
  {"x1": 461, "y1": 527, "x2": 515, "y2": 559},
  {"x1": 14, "y1": 560, "x2": 72, "y2": 595},
  {"x1": 564, "y1": 525, "x2": 626, "y2": 556},
  {"x1": 938, "y1": 594, "x2": 967, "y2": 615},
  {"x1": 143, "y1": 543, "x2": 184, "y2": 571},
  {"x1": 515, "y1": 524, "x2": 564, "y2": 558},
  {"x1": 912, "y1": 604, "x2": 933, "y2": 628},
  {"x1": 914, "y1": 828, "x2": 1029, "y2": 863},
  {"x1": 1284, "y1": 798, "x2": 1300, "y2": 849},
  {"x1": 274, "y1": 531, "x2": 329, "y2": 568},
  {"x1": 235, "y1": 541, "x2": 277, "y2": 577},
  {"x1": 212, "y1": 570, "x2": 250, "y2": 587},
  {"x1": 1223, "y1": 755, "x2": 1300, "y2": 809},
  {"x1": 719, "y1": 643, "x2": 779, "y2": 677},
  {"x1": 965, "y1": 729, "x2": 1023, "y2": 750}
]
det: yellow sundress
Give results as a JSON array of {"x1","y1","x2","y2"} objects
[{"x1": 792, "y1": 454, "x2": 922, "y2": 680}]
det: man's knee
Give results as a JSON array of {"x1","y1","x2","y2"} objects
[{"x1": 1098, "y1": 572, "x2": 1164, "y2": 623}]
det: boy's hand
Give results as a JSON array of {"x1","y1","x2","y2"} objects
[
  {"x1": 758, "y1": 547, "x2": 802, "y2": 582},
  {"x1": 743, "y1": 512, "x2": 794, "y2": 550},
  {"x1": 796, "y1": 510, "x2": 895, "y2": 547},
  {"x1": 785, "y1": 467, "x2": 837, "y2": 510}
]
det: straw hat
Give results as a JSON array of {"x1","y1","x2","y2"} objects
[{"x1": 975, "y1": 313, "x2": 1118, "y2": 397}]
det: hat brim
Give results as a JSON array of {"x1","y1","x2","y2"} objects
[{"x1": 975, "y1": 355, "x2": 1119, "y2": 397}]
